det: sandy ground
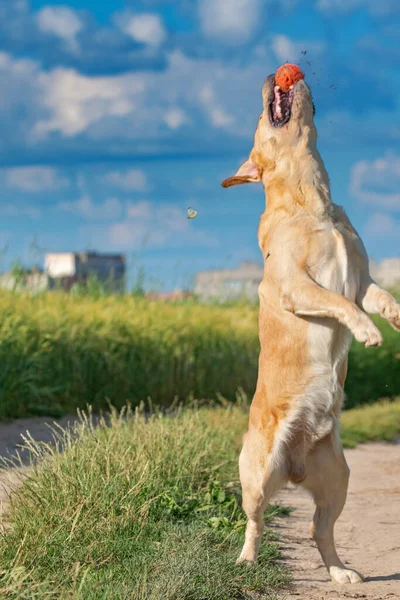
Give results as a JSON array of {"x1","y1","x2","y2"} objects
[
  {"x1": 275, "y1": 442, "x2": 400, "y2": 600},
  {"x1": 0, "y1": 419, "x2": 399, "y2": 599}
]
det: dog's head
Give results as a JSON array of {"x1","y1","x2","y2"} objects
[{"x1": 222, "y1": 66, "x2": 316, "y2": 189}]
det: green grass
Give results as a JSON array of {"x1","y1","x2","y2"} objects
[
  {"x1": 1, "y1": 397, "x2": 399, "y2": 598},
  {"x1": 340, "y1": 398, "x2": 400, "y2": 448},
  {"x1": 0, "y1": 290, "x2": 399, "y2": 420},
  {"x1": 0, "y1": 403, "x2": 289, "y2": 599},
  {"x1": 0, "y1": 292, "x2": 258, "y2": 420}
]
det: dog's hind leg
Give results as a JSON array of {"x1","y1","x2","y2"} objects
[
  {"x1": 302, "y1": 430, "x2": 364, "y2": 584},
  {"x1": 237, "y1": 431, "x2": 286, "y2": 564}
]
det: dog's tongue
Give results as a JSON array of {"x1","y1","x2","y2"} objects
[{"x1": 275, "y1": 63, "x2": 304, "y2": 92}]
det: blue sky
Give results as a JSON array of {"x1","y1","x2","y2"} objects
[{"x1": 0, "y1": 0, "x2": 399, "y2": 290}]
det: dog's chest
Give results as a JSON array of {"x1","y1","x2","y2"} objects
[{"x1": 314, "y1": 226, "x2": 359, "y2": 302}]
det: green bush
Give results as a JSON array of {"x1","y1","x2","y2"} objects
[{"x1": 345, "y1": 317, "x2": 400, "y2": 409}]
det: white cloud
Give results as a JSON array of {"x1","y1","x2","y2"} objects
[
  {"x1": 118, "y1": 13, "x2": 166, "y2": 47},
  {"x1": 199, "y1": 84, "x2": 235, "y2": 128},
  {"x1": 271, "y1": 35, "x2": 295, "y2": 62},
  {"x1": 0, "y1": 49, "x2": 274, "y2": 150},
  {"x1": 271, "y1": 34, "x2": 326, "y2": 63},
  {"x1": 164, "y1": 107, "x2": 189, "y2": 129},
  {"x1": 58, "y1": 194, "x2": 122, "y2": 220},
  {"x1": 107, "y1": 201, "x2": 217, "y2": 249},
  {"x1": 210, "y1": 107, "x2": 234, "y2": 127},
  {"x1": 30, "y1": 50, "x2": 264, "y2": 139},
  {"x1": 350, "y1": 153, "x2": 400, "y2": 211},
  {"x1": 126, "y1": 200, "x2": 152, "y2": 219},
  {"x1": 103, "y1": 169, "x2": 148, "y2": 191},
  {"x1": 78, "y1": 200, "x2": 217, "y2": 251},
  {"x1": 34, "y1": 68, "x2": 142, "y2": 137},
  {"x1": 5, "y1": 166, "x2": 69, "y2": 192},
  {"x1": 364, "y1": 213, "x2": 400, "y2": 237},
  {"x1": 198, "y1": 0, "x2": 262, "y2": 45},
  {"x1": 0, "y1": 53, "x2": 44, "y2": 141},
  {"x1": 36, "y1": 6, "x2": 83, "y2": 52},
  {"x1": 0, "y1": 204, "x2": 40, "y2": 219}
]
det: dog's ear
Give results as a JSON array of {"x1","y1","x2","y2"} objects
[{"x1": 221, "y1": 156, "x2": 261, "y2": 188}]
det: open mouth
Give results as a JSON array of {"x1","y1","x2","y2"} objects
[{"x1": 268, "y1": 84, "x2": 294, "y2": 128}]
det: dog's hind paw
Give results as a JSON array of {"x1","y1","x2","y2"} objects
[
  {"x1": 236, "y1": 548, "x2": 258, "y2": 566},
  {"x1": 330, "y1": 566, "x2": 364, "y2": 584},
  {"x1": 236, "y1": 556, "x2": 255, "y2": 567}
]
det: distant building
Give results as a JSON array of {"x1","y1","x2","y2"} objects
[
  {"x1": 0, "y1": 252, "x2": 125, "y2": 294},
  {"x1": 146, "y1": 290, "x2": 194, "y2": 302},
  {"x1": 0, "y1": 267, "x2": 48, "y2": 293},
  {"x1": 195, "y1": 257, "x2": 400, "y2": 302},
  {"x1": 370, "y1": 258, "x2": 400, "y2": 289},
  {"x1": 195, "y1": 261, "x2": 264, "y2": 301},
  {"x1": 45, "y1": 251, "x2": 126, "y2": 292}
]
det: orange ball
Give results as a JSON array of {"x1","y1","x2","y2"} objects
[{"x1": 275, "y1": 64, "x2": 304, "y2": 92}]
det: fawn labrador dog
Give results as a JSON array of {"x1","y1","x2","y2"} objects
[{"x1": 222, "y1": 68, "x2": 400, "y2": 584}]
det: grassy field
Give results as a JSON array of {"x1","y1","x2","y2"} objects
[
  {"x1": 340, "y1": 398, "x2": 400, "y2": 447},
  {"x1": 0, "y1": 290, "x2": 399, "y2": 420},
  {"x1": 0, "y1": 288, "x2": 398, "y2": 597},
  {"x1": 0, "y1": 404, "x2": 289, "y2": 599},
  {"x1": 0, "y1": 292, "x2": 258, "y2": 420},
  {"x1": 1, "y1": 398, "x2": 399, "y2": 598}
]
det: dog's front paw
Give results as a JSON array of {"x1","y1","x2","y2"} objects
[
  {"x1": 381, "y1": 302, "x2": 400, "y2": 331},
  {"x1": 352, "y1": 315, "x2": 383, "y2": 348},
  {"x1": 330, "y1": 566, "x2": 364, "y2": 584}
]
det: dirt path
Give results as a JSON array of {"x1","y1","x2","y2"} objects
[
  {"x1": 0, "y1": 421, "x2": 399, "y2": 599},
  {"x1": 275, "y1": 442, "x2": 400, "y2": 600},
  {"x1": 0, "y1": 416, "x2": 77, "y2": 520}
]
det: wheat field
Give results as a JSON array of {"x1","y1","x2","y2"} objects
[{"x1": 0, "y1": 290, "x2": 399, "y2": 419}]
